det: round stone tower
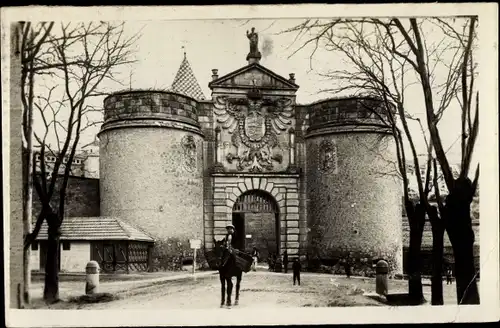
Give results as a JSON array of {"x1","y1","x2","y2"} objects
[
  {"x1": 98, "y1": 90, "x2": 205, "y2": 244},
  {"x1": 305, "y1": 97, "x2": 402, "y2": 273}
]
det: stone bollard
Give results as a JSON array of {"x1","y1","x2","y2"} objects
[
  {"x1": 375, "y1": 260, "x2": 389, "y2": 296},
  {"x1": 85, "y1": 261, "x2": 100, "y2": 295}
]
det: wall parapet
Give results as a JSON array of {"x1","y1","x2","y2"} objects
[
  {"x1": 101, "y1": 90, "x2": 202, "y2": 136},
  {"x1": 304, "y1": 96, "x2": 396, "y2": 137}
]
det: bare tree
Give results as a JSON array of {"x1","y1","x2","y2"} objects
[
  {"x1": 21, "y1": 21, "x2": 139, "y2": 303},
  {"x1": 19, "y1": 21, "x2": 54, "y2": 305},
  {"x1": 283, "y1": 16, "x2": 473, "y2": 304},
  {"x1": 392, "y1": 17, "x2": 479, "y2": 305}
]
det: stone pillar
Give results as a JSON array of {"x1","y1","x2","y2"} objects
[
  {"x1": 376, "y1": 260, "x2": 389, "y2": 296},
  {"x1": 85, "y1": 261, "x2": 100, "y2": 295}
]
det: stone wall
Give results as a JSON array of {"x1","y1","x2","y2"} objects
[
  {"x1": 306, "y1": 132, "x2": 402, "y2": 273},
  {"x1": 304, "y1": 96, "x2": 402, "y2": 274},
  {"x1": 9, "y1": 22, "x2": 24, "y2": 309},
  {"x1": 99, "y1": 91, "x2": 205, "y2": 255},
  {"x1": 100, "y1": 128, "x2": 204, "y2": 243},
  {"x1": 32, "y1": 175, "x2": 100, "y2": 218}
]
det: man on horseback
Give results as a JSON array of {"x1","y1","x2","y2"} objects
[
  {"x1": 222, "y1": 224, "x2": 236, "y2": 266},
  {"x1": 216, "y1": 224, "x2": 244, "y2": 308}
]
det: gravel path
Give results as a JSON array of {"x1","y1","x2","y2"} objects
[{"x1": 30, "y1": 270, "x2": 459, "y2": 309}]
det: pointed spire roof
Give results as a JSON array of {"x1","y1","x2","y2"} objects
[{"x1": 170, "y1": 50, "x2": 206, "y2": 100}]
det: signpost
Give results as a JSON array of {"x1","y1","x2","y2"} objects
[{"x1": 189, "y1": 239, "x2": 201, "y2": 275}]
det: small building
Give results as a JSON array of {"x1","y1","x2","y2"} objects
[{"x1": 31, "y1": 217, "x2": 154, "y2": 273}]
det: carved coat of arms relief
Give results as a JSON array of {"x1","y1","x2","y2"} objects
[
  {"x1": 318, "y1": 139, "x2": 338, "y2": 174},
  {"x1": 181, "y1": 135, "x2": 197, "y2": 173},
  {"x1": 213, "y1": 96, "x2": 293, "y2": 172}
]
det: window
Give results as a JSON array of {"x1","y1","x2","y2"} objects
[
  {"x1": 62, "y1": 241, "x2": 71, "y2": 251},
  {"x1": 31, "y1": 242, "x2": 38, "y2": 251}
]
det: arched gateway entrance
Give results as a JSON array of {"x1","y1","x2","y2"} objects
[{"x1": 232, "y1": 190, "x2": 279, "y2": 260}]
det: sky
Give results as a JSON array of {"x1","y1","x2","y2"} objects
[{"x1": 35, "y1": 18, "x2": 476, "y2": 167}]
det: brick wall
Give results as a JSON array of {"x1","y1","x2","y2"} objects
[
  {"x1": 32, "y1": 175, "x2": 100, "y2": 219},
  {"x1": 103, "y1": 91, "x2": 199, "y2": 128},
  {"x1": 9, "y1": 22, "x2": 24, "y2": 309},
  {"x1": 307, "y1": 97, "x2": 393, "y2": 127}
]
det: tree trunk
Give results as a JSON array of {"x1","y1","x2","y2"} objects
[
  {"x1": 406, "y1": 203, "x2": 426, "y2": 304},
  {"x1": 444, "y1": 178, "x2": 479, "y2": 305},
  {"x1": 428, "y1": 207, "x2": 444, "y2": 305},
  {"x1": 22, "y1": 147, "x2": 32, "y2": 305},
  {"x1": 43, "y1": 225, "x2": 61, "y2": 303}
]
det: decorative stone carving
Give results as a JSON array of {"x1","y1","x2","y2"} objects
[
  {"x1": 318, "y1": 140, "x2": 337, "y2": 173},
  {"x1": 181, "y1": 135, "x2": 197, "y2": 173},
  {"x1": 211, "y1": 162, "x2": 225, "y2": 173},
  {"x1": 214, "y1": 96, "x2": 293, "y2": 172}
]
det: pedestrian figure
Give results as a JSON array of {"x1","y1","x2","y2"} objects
[
  {"x1": 283, "y1": 250, "x2": 289, "y2": 273},
  {"x1": 251, "y1": 247, "x2": 259, "y2": 271},
  {"x1": 275, "y1": 256, "x2": 283, "y2": 272},
  {"x1": 270, "y1": 253, "x2": 277, "y2": 272},
  {"x1": 292, "y1": 258, "x2": 301, "y2": 286},
  {"x1": 344, "y1": 254, "x2": 352, "y2": 278},
  {"x1": 446, "y1": 267, "x2": 453, "y2": 285}
]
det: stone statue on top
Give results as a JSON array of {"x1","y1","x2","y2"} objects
[{"x1": 246, "y1": 27, "x2": 262, "y2": 63}]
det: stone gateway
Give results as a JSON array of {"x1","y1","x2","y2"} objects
[{"x1": 97, "y1": 27, "x2": 403, "y2": 273}]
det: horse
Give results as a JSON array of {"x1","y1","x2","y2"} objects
[{"x1": 212, "y1": 239, "x2": 243, "y2": 308}]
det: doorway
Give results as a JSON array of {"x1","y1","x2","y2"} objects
[{"x1": 232, "y1": 190, "x2": 280, "y2": 260}]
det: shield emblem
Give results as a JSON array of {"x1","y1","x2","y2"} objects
[
  {"x1": 244, "y1": 111, "x2": 266, "y2": 142},
  {"x1": 319, "y1": 140, "x2": 337, "y2": 172}
]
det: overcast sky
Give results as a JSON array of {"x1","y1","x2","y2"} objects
[{"x1": 35, "y1": 18, "x2": 476, "y2": 167}]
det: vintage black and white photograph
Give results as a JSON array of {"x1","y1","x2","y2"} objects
[{"x1": 2, "y1": 3, "x2": 499, "y2": 327}]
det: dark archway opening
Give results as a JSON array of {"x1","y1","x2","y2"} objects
[{"x1": 232, "y1": 190, "x2": 280, "y2": 261}]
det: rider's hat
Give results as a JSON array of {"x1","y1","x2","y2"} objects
[{"x1": 226, "y1": 224, "x2": 235, "y2": 230}]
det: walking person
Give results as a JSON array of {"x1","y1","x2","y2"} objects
[
  {"x1": 344, "y1": 253, "x2": 352, "y2": 278},
  {"x1": 283, "y1": 250, "x2": 289, "y2": 273},
  {"x1": 292, "y1": 258, "x2": 302, "y2": 286},
  {"x1": 251, "y1": 247, "x2": 259, "y2": 271}
]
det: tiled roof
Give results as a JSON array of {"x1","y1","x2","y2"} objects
[
  {"x1": 169, "y1": 53, "x2": 206, "y2": 100},
  {"x1": 36, "y1": 217, "x2": 154, "y2": 242}
]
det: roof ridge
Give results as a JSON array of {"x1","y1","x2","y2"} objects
[
  {"x1": 115, "y1": 217, "x2": 155, "y2": 241},
  {"x1": 114, "y1": 217, "x2": 132, "y2": 238}
]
